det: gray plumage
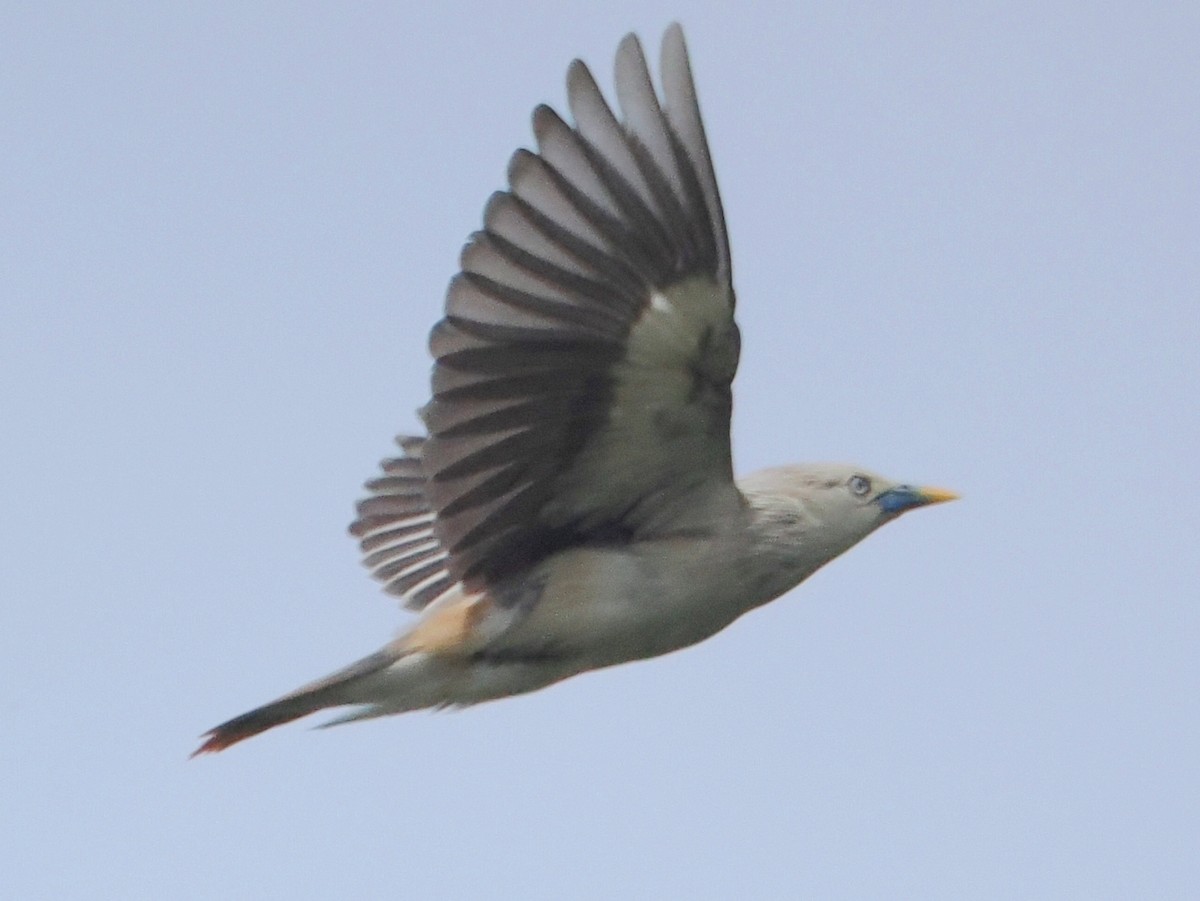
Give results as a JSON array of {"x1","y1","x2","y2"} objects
[{"x1": 195, "y1": 24, "x2": 955, "y2": 755}]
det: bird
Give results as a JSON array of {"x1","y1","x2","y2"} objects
[{"x1": 193, "y1": 23, "x2": 957, "y2": 755}]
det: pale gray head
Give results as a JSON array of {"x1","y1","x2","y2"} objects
[{"x1": 738, "y1": 463, "x2": 958, "y2": 563}]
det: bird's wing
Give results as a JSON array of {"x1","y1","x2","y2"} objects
[
  {"x1": 349, "y1": 436, "x2": 457, "y2": 610},
  {"x1": 362, "y1": 24, "x2": 743, "y2": 592}
]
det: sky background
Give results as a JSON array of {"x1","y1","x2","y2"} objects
[{"x1": 4, "y1": 2, "x2": 1197, "y2": 898}]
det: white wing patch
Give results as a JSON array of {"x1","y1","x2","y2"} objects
[{"x1": 628, "y1": 279, "x2": 730, "y2": 369}]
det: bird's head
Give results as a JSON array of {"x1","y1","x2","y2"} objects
[{"x1": 740, "y1": 464, "x2": 958, "y2": 561}]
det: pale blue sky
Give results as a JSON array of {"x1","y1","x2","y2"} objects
[{"x1": 4, "y1": 2, "x2": 1197, "y2": 898}]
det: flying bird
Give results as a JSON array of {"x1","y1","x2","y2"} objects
[{"x1": 194, "y1": 23, "x2": 957, "y2": 755}]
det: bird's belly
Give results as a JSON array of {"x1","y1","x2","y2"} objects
[{"x1": 490, "y1": 540, "x2": 762, "y2": 669}]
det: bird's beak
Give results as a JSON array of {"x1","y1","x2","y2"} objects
[
  {"x1": 913, "y1": 486, "x2": 960, "y2": 506},
  {"x1": 876, "y1": 484, "x2": 960, "y2": 515}
]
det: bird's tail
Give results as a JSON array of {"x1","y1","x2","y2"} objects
[{"x1": 191, "y1": 644, "x2": 404, "y2": 756}]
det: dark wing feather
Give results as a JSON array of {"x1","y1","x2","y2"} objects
[
  {"x1": 362, "y1": 25, "x2": 742, "y2": 592},
  {"x1": 349, "y1": 436, "x2": 454, "y2": 611}
]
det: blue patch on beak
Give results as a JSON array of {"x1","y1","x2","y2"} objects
[{"x1": 876, "y1": 486, "x2": 923, "y2": 515}]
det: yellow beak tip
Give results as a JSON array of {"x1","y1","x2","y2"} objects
[{"x1": 919, "y1": 487, "x2": 960, "y2": 505}]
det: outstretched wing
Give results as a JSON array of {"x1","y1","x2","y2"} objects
[
  {"x1": 360, "y1": 24, "x2": 743, "y2": 594},
  {"x1": 422, "y1": 25, "x2": 742, "y2": 587}
]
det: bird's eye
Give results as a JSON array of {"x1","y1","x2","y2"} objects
[{"x1": 848, "y1": 475, "x2": 872, "y2": 497}]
